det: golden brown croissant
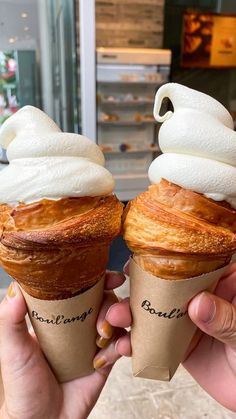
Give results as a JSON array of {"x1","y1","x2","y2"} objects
[
  {"x1": 123, "y1": 179, "x2": 236, "y2": 279},
  {"x1": 0, "y1": 195, "x2": 123, "y2": 299}
]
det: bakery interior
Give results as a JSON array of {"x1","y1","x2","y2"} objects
[{"x1": 1, "y1": 0, "x2": 236, "y2": 418}]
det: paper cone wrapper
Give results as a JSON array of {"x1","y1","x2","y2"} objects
[
  {"x1": 130, "y1": 258, "x2": 228, "y2": 382},
  {"x1": 21, "y1": 276, "x2": 104, "y2": 383}
]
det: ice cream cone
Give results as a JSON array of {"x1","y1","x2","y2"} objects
[
  {"x1": 1, "y1": 242, "x2": 110, "y2": 299},
  {"x1": 124, "y1": 82, "x2": 236, "y2": 381},
  {"x1": 129, "y1": 257, "x2": 227, "y2": 381},
  {"x1": 0, "y1": 196, "x2": 122, "y2": 382},
  {"x1": 0, "y1": 105, "x2": 124, "y2": 381},
  {"x1": 124, "y1": 178, "x2": 236, "y2": 278},
  {"x1": 133, "y1": 252, "x2": 229, "y2": 280},
  {"x1": 123, "y1": 179, "x2": 236, "y2": 381},
  {"x1": 0, "y1": 195, "x2": 123, "y2": 300}
]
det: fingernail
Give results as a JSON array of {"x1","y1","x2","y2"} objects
[
  {"x1": 196, "y1": 292, "x2": 216, "y2": 323},
  {"x1": 114, "y1": 337, "x2": 121, "y2": 353},
  {"x1": 93, "y1": 357, "x2": 106, "y2": 370},
  {"x1": 100, "y1": 320, "x2": 113, "y2": 339},
  {"x1": 109, "y1": 270, "x2": 124, "y2": 277},
  {"x1": 105, "y1": 304, "x2": 114, "y2": 321},
  {"x1": 123, "y1": 261, "x2": 129, "y2": 275},
  {"x1": 7, "y1": 282, "x2": 16, "y2": 299},
  {"x1": 96, "y1": 335, "x2": 111, "y2": 349}
]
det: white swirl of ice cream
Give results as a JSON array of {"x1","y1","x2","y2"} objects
[
  {"x1": 149, "y1": 83, "x2": 236, "y2": 208},
  {"x1": 0, "y1": 106, "x2": 114, "y2": 204}
]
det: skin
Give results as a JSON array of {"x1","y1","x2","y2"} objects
[
  {"x1": 0, "y1": 272, "x2": 130, "y2": 419},
  {"x1": 184, "y1": 263, "x2": 236, "y2": 412},
  {"x1": 1, "y1": 264, "x2": 236, "y2": 417},
  {"x1": 106, "y1": 263, "x2": 236, "y2": 413}
]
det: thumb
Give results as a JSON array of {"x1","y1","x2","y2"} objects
[
  {"x1": 0, "y1": 283, "x2": 60, "y2": 418},
  {"x1": 0, "y1": 282, "x2": 34, "y2": 377},
  {"x1": 188, "y1": 291, "x2": 236, "y2": 349}
]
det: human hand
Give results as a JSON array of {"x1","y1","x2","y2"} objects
[
  {"x1": 183, "y1": 263, "x2": 236, "y2": 412},
  {"x1": 106, "y1": 262, "x2": 236, "y2": 413},
  {"x1": 0, "y1": 271, "x2": 130, "y2": 419}
]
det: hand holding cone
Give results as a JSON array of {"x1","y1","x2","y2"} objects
[
  {"x1": 0, "y1": 106, "x2": 123, "y2": 382},
  {"x1": 123, "y1": 82, "x2": 236, "y2": 381}
]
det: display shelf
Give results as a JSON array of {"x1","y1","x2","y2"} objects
[
  {"x1": 101, "y1": 146, "x2": 159, "y2": 154},
  {"x1": 98, "y1": 119, "x2": 156, "y2": 125},
  {"x1": 99, "y1": 99, "x2": 154, "y2": 106},
  {"x1": 114, "y1": 173, "x2": 148, "y2": 180},
  {"x1": 97, "y1": 80, "x2": 163, "y2": 85},
  {"x1": 96, "y1": 48, "x2": 171, "y2": 201},
  {"x1": 113, "y1": 173, "x2": 151, "y2": 201}
]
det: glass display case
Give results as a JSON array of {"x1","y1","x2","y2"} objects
[
  {"x1": 0, "y1": 51, "x2": 19, "y2": 128},
  {"x1": 0, "y1": 49, "x2": 38, "y2": 164},
  {"x1": 97, "y1": 47, "x2": 171, "y2": 200}
]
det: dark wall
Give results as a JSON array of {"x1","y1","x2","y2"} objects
[
  {"x1": 163, "y1": 0, "x2": 236, "y2": 109},
  {"x1": 220, "y1": 0, "x2": 236, "y2": 13}
]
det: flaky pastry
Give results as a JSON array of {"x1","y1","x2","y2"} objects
[
  {"x1": 0, "y1": 195, "x2": 123, "y2": 299},
  {"x1": 123, "y1": 179, "x2": 236, "y2": 279}
]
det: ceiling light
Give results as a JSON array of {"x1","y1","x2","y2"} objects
[
  {"x1": 21, "y1": 12, "x2": 28, "y2": 18},
  {"x1": 24, "y1": 26, "x2": 29, "y2": 31},
  {"x1": 8, "y1": 36, "x2": 18, "y2": 44}
]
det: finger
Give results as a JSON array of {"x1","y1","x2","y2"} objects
[
  {"x1": 123, "y1": 260, "x2": 130, "y2": 276},
  {"x1": 0, "y1": 283, "x2": 41, "y2": 391},
  {"x1": 215, "y1": 265, "x2": 236, "y2": 302},
  {"x1": 28, "y1": 326, "x2": 37, "y2": 341},
  {"x1": 65, "y1": 333, "x2": 131, "y2": 417},
  {"x1": 106, "y1": 298, "x2": 132, "y2": 328},
  {"x1": 220, "y1": 262, "x2": 236, "y2": 279},
  {"x1": 184, "y1": 328, "x2": 203, "y2": 360},
  {"x1": 188, "y1": 291, "x2": 236, "y2": 350},
  {"x1": 0, "y1": 283, "x2": 59, "y2": 418},
  {"x1": 0, "y1": 282, "x2": 31, "y2": 365},
  {"x1": 104, "y1": 271, "x2": 126, "y2": 291},
  {"x1": 96, "y1": 291, "x2": 118, "y2": 339},
  {"x1": 115, "y1": 332, "x2": 132, "y2": 357},
  {"x1": 67, "y1": 334, "x2": 127, "y2": 409},
  {"x1": 94, "y1": 341, "x2": 120, "y2": 371},
  {"x1": 94, "y1": 332, "x2": 131, "y2": 371}
]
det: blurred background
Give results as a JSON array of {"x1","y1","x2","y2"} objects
[
  {"x1": 1, "y1": 0, "x2": 236, "y2": 200},
  {"x1": 1, "y1": 2, "x2": 236, "y2": 417}
]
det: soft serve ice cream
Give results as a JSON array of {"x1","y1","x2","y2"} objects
[
  {"x1": 149, "y1": 83, "x2": 236, "y2": 208},
  {"x1": 0, "y1": 106, "x2": 114, "y2": 204}
]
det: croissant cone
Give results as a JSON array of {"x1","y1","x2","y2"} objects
[
  {"x1": 123, "y1": 179, "x2": 236, "y2": 279},
  {"x1": 0, "y1": 195, "x2": 123, "y2": 299}
]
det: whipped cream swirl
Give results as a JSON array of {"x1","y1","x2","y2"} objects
[
  {"x1": 149, "y1": 83, "x2": 236, "y2": 208},
  {"x1": 0, "y1": 106, "x2": 114, "y2": 204}
]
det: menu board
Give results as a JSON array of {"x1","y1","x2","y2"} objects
[{"x1": 181, "y1": 12, "x2": 236, "y2": 68}]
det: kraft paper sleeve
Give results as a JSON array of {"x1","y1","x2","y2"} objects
[
  {"x1": 130, "y1": 258, "x2": 228, "y2": 382},
  {"x1": 21, "y1": 276, "x2": 104, "y2": 383}
]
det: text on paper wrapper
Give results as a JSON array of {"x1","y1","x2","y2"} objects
[
  {"x1": 31, "y1": 307, "x2": 93, "y2": 325},
  {"x1": 141, "y1": 300, "x2": 187, "y2": 319}
]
